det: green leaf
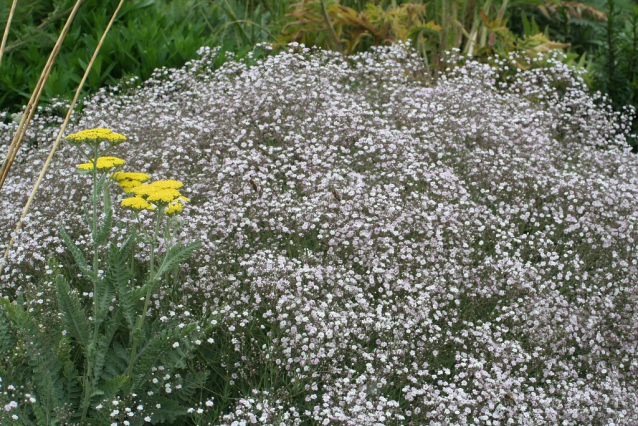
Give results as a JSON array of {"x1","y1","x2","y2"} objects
[
  {"x1": 1, "y1": 299, "x2": 67, "y2": 417},
  {"x1": 102, "y1": 375, "x2": 129, "y2": 400},
  {"x1": 131, "y1": 323, "x2": 197, "y2": 391},
  {"x1": 106, "y1": 234, "x2": 136, "y2": 329},
  {"x1": 56, "y1": 274, "x2": 91, "y2": 351},
  {"x1": 0, "y1": 302, "x2": 15, "y2": 355},
  {"x1": 175, "y1": 370, "x2": 210, "y2": 402},
  {"x1": 62, "y1": 360, "x2": 83, "y2": 409},
  {"x1": 94, "y1": 310, "x2": 121, "y2": 382},
  {"x1": 154, "y1": 240, "x2": 201, "y2": 280},
  {"x1": 58, "y1": 224, "x2": 96, "y2": 283},
  {"x1": 94, "y1": 185, "x2": 113, "y2": 246},
  {"x1": 148, "y1": 396, "x2": 188, "y2": 424},
  {"x1": 104, "y1": 342, "x2": 130, "y2": 379}
]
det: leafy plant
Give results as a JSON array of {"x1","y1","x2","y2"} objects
[
  {"x1": 588, "y1": 0, "x2": 638, "y2": 147},
  {"x1": 277, "y1": 0, "x2": 573, "y2": 73},
  {"x1": 0, "y1": 128, "x2": 216, "y2": 424},
  {"x1": 0, "y1": 0, "x2": 275, "y2": 115}
]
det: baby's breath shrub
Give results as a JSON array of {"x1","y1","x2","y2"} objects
[{"x1": 2, "y1": 43, "x2": 638, "y2": 424}]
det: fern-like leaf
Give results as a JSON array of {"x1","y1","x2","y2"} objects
[
  {"x1": 104, "y1": 342, "x2": 130, "y2": 379},
  {"x1": 59, "y1": 223, "x2": 97, "y2": 283},
  {"x1": 131, "y1": 323, "x2": 197, "y2": 391},
  {"x1": 102, "y1": 375, "x2": 129, "y2": 400},
  {"x1": 0, "y1": 301, "x2": 16, "y2": 355},
  {"x1": 56, "y1": 274, "x2": 91, "y2": 351},
  {"x1": 107, "y1": 234, "x2": 136, "y2": 329},
  {"x1": 176, "y1": 370, "x2": 210, "y2": 402},
  {"x1": 145, "y1": 396, "x2": 188, "y2": 424},
  {"x1": 93, "y1": 310, "x2": 121, "y2": 383},
  {"x1": 154, "y1": 240, "x2": 201, "y2": 280},
  {"x1": 3, "y1": 299, "x2": 67, "y2": 418},
  {"x1": 94, "y1": 186, "x2": 113, "y2": 246},
  {"x1": 62, "y1": 359, "x2": 83, "y2": 409}
]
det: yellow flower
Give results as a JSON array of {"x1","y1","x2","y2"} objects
[
  {"x1": 111, "y1": 172, "x2": 151, "y2": 193},
  {"x1": 111, "y1": 172, "x2": 151, "y2": 182},
  {"x1": 131, "y1": 180, "x2": 184, "y2": 197},
  {"x1": 77, "y1": 156, "x2": 126, "y2": 171},
  {"x1": 148, "y1": 179, "x2": 184, "y2": 190},
  {"x1": 166, "y1": 201, "x2": 184, "y2": 215},
  {"x1": 66, "y1": 128, "x2": 127, "y2": 144},
  {"x1": 121, "y1": 196, "x2": 155, "y2": 211},
  {"x1": 119, "y1": 180, "x2": 142, "y2": 193},
  {"x1": 144, "y1": 188, "x2": 182, "y2": 203}
]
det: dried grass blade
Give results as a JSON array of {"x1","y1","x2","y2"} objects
[
  {"x1": 2, "y1": 0, "x2": 127, "y2": 262},
  {"x1": 0, "y1": 0, "x2": 85, "y2": 192},
  {"x1": 0, "y1": 0, "x2": 18, "y2": 70}
]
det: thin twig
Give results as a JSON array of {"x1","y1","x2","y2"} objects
[
  {"x1": 0, "y1": 0, "x2": 18, "y2": 70},
  {"x1": 2, "y1": 0, "x2": 127, "y2": 263},
  {"x1": 0, "y1": 0, "x2": 84, "y2": 192}
]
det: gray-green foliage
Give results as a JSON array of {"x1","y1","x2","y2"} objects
[{"x1": 0, "y1": 133, "x2": 211, "y2": 425}]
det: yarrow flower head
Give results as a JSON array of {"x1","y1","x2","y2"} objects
[
  {"x1": 122, "y1": 179, "x2": 189, "y2": 214},
  {"x1": 131, "y1": 180, "x2": 188, "y2": 205},
  {"x1": 66, "y1": 128, "x2": 126, "y2": 146},
  {"x1": 111, "y1": 172, "x2": 151, "y2": 193},
  {"x1": 121, "y1": 196, "x2": 155, "y2": 211},
  {"x1": 77, "y1": 156, "x2": 125, "y2": 171},
  {"x1": 165, "y1": 200, "x2": 185, "y2": 215}
]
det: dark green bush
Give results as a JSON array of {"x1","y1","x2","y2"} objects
[{"x1": 0, "y1": 0, "x2": 275, "y2": 115}]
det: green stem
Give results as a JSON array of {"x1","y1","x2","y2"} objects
[
  {"x1": 80, "y1": 146, "x2": 100, "y2": 423},
  {"x1": 319, "y1": 0, "x2": 345, "y2": 55},
  {"x1": 127, "y1": 207, "x2": 164, "y2": 380}
]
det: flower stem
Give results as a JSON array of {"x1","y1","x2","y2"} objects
[
  {"x1": 127, "y1": 207, "x2": 163, "y2": 381},
  {"x1": 80, "y1": 145, "x2": 100, "y2": 422}
]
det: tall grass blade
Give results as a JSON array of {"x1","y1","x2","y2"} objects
[
  {"x1": 0, "y1": 0, "x2": 85, "y2": 192},
  {"x1": 2, "y1": 0, "x2": 126, "y2": 264},
  {"x1": 0, "y1": 0, "x2": 18, "y2": 70}
]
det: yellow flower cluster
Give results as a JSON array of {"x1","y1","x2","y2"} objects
[
  {"x1": 121, "y1": 179, "x2": 190, "y2": 214},
  {"x1": 111, "y1": 171, "x2": 151, "y2": 193},
  {"x1": 121, "y1": 196, "x2": 155, "y2": 211},
  {"x1": 66, "y1": 128, "x2": 127, "y2": 144},
  {"x1": 77, "y1": 156, "x2": 125, "y2": 171}
]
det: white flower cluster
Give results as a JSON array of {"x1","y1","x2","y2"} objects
[{"x1": 1, "y1": 42, "x2": 638, "y2": 424}]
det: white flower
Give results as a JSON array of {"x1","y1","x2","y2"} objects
[
  {"x1": 173, "y1": 342, "x2": 180, "y2": 348},
  {"x1": 145, "y1": 417, "x2": 152, "y2": 422}
]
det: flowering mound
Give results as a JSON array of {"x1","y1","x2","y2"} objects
[{"x1": 2, "y1": 45, "x2": 638, "y2": 424}]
